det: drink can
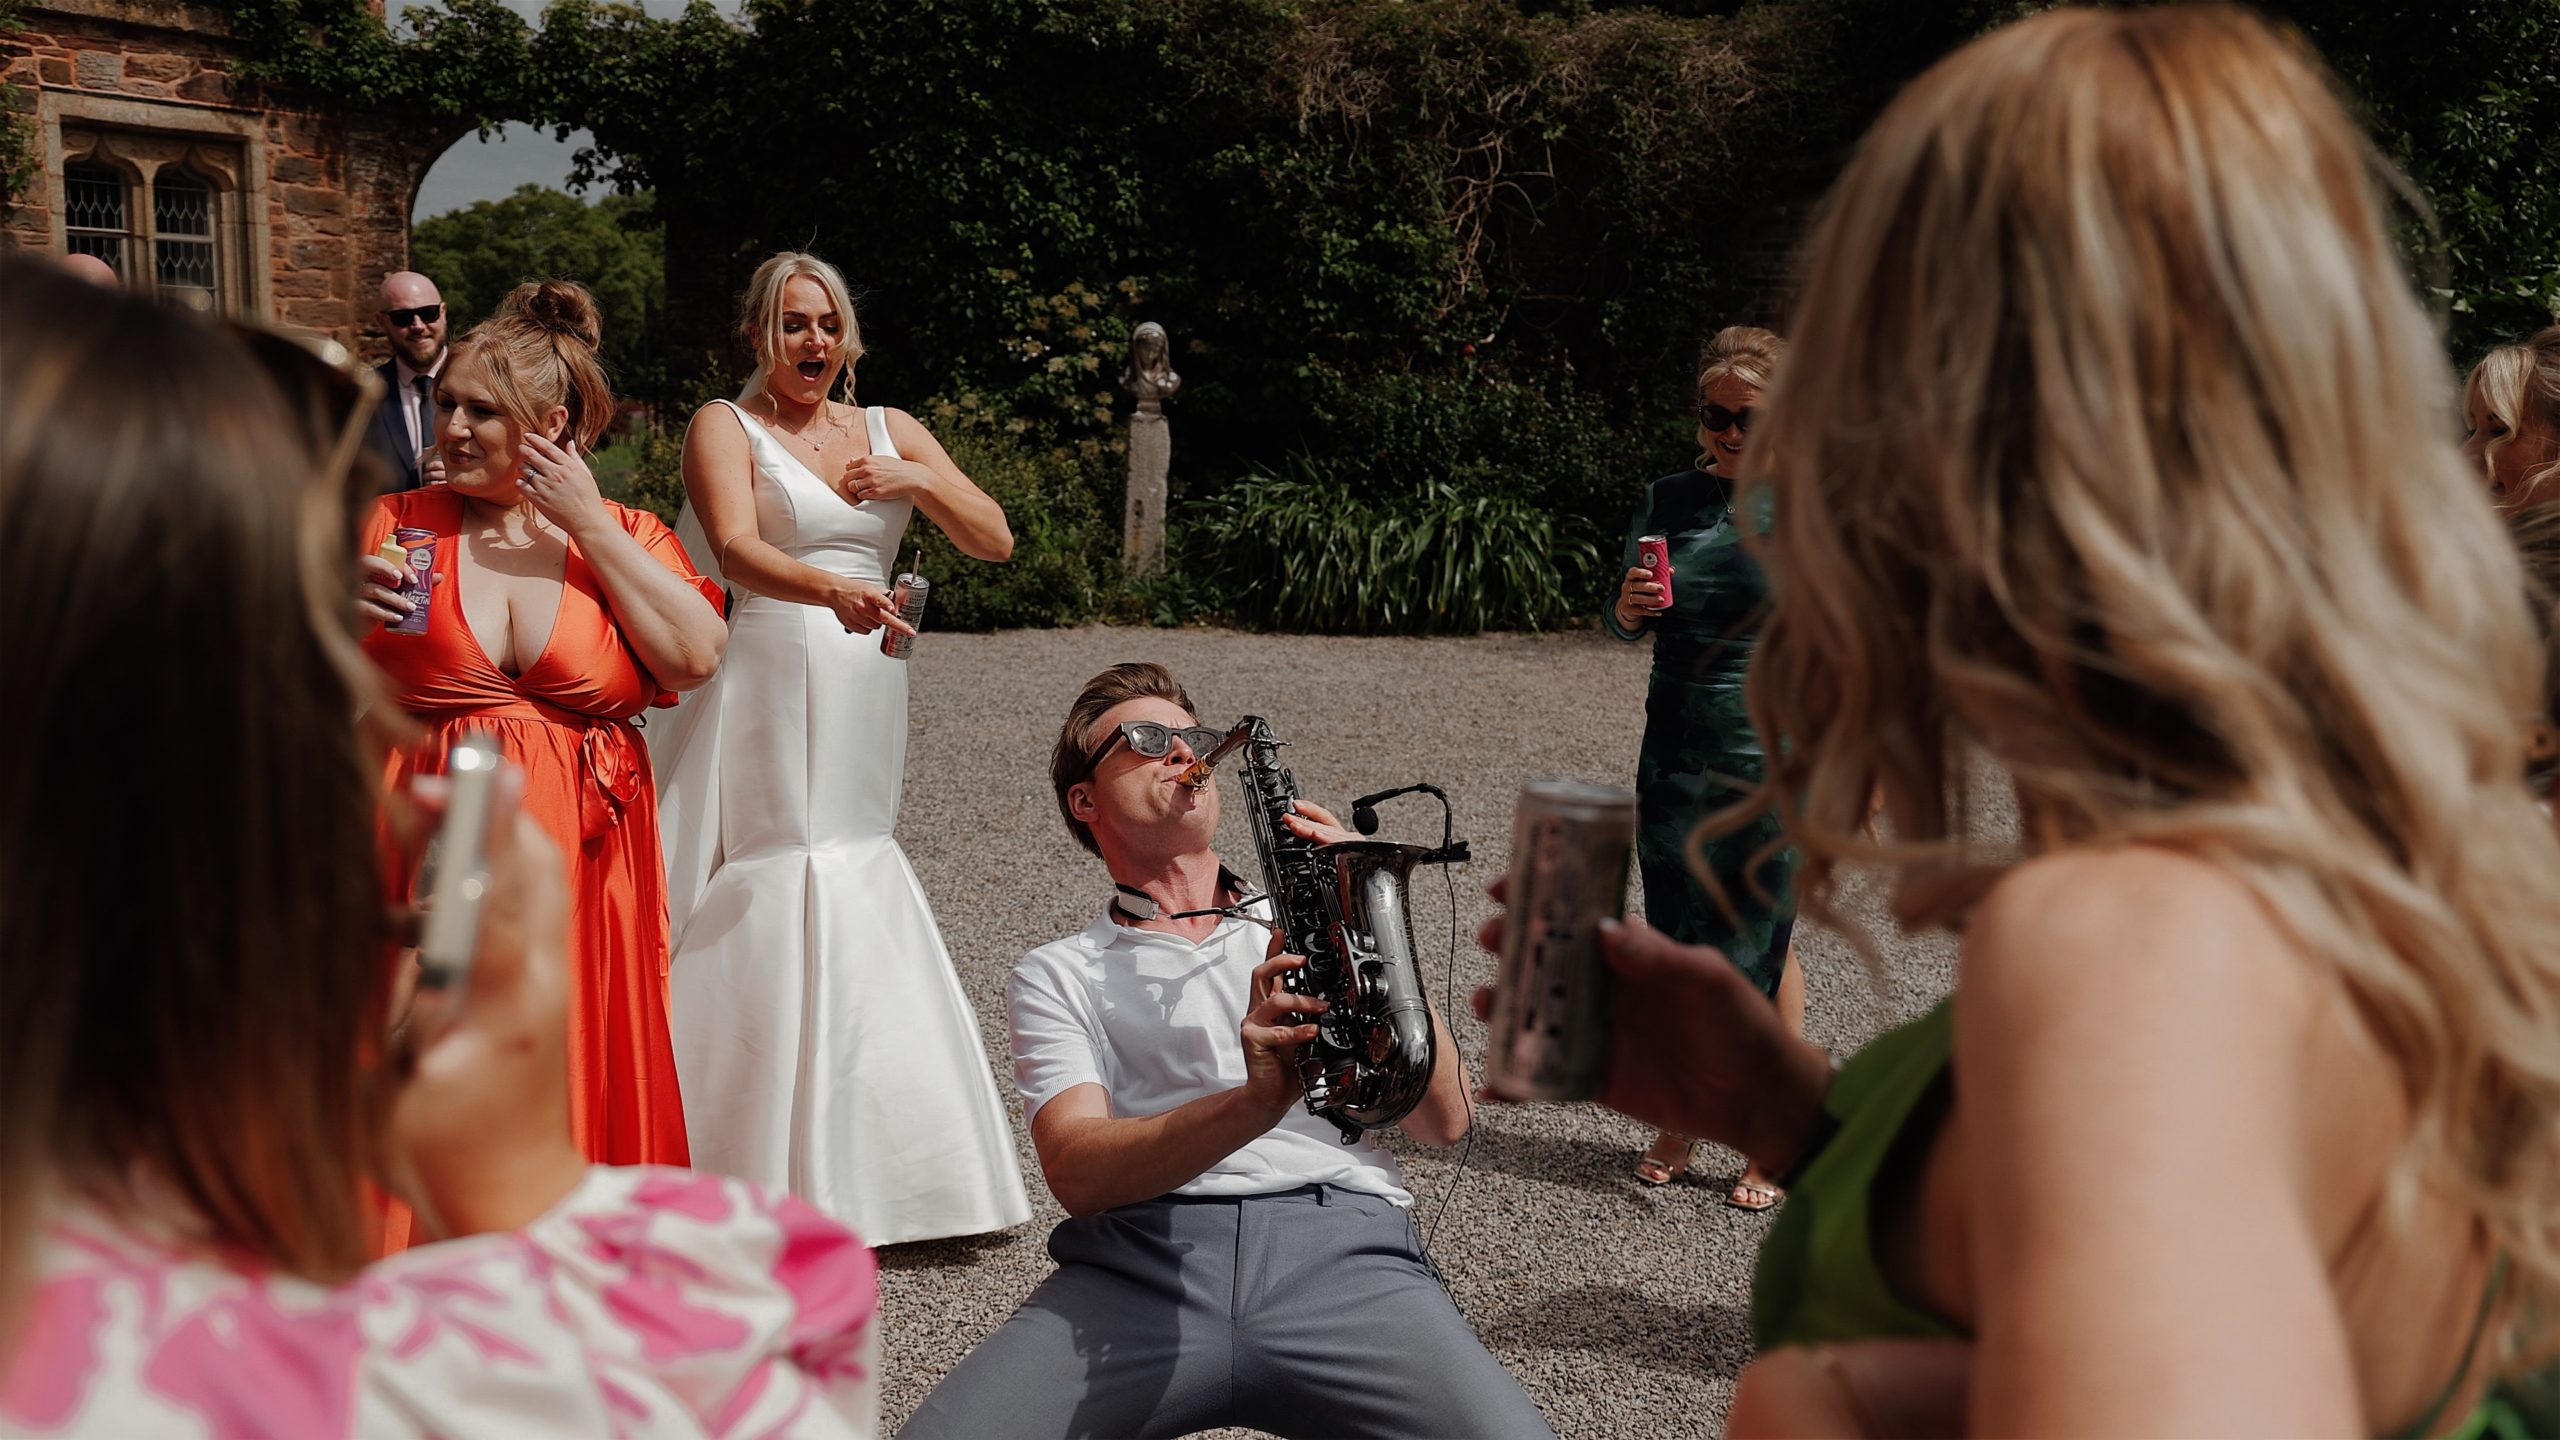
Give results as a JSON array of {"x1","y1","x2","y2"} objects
[
  {"x1": 1636, "y1": 534, "x2": 1674, "y2": 609},
  {"x1": 1487, "y1": 779, "x2": 1636, "y2": 1102},
  {"x1": 380, "y1": 528, "x2": 436, "y2": 636},
  {"x1": 881, "y1": 571, "x2": 929, "y2": 659}
]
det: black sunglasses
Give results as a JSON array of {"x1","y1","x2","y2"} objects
[
  {"x1": 1696, "y1": 402, "x2": 1755, "y2": 434},
  {"x1": 1087, "y1": 721, "x2": 1224, "y2": 776},
  {"x1": 384, "y1": 304, "x2": 443, "y2": 328}
]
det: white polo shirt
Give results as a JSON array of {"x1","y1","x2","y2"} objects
[{"x1": 1009, "y1": 900, "x2": 1412, "y2": 1206}]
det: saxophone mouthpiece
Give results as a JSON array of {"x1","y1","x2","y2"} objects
[{"x1": 1179, "y1": 722, "x2": 1255, "y2": 790}]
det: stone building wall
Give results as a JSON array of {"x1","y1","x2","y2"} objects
[{"x1": 1, "y1": 0, "x2": 448, "y2": 352}]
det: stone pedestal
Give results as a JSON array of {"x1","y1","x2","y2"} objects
[
  {"x1": 1118, "y1": 320, "x2": 1181, "y2": 578},
  {"x1": 1124, "y1": 400, "x2": 1169, "y2": 576}
]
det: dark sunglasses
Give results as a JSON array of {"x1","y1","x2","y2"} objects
[
  {"x1": 1696, "y1": 402, "x2": 1755, "y2": 434},
  {"x1": 384, "y1": 304, "x2": 443, "y2": 328},
  {"x1": 1087, "y1": 720, "x2": 1224, "y2": 776}
]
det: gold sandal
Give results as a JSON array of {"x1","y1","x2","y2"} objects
[
  {"x1": 1727, "y1": 1178, "x2": 1784, "y2": 1211},
  {"x1": 1635, "y1": 1135, "x2": 1695, "y2": 1185}
]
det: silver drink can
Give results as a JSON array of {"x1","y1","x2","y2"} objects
[
  {"x1": 881, "y1": 572, "x2": 929, "y2": 659},
  {"x1": 1487, "y1": 779, "x2": 1637, "y2": 1102}
]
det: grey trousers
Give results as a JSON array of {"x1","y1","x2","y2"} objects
[{"x1": 900, "y1": 1185, "x2": 1555, "y2": 1440}]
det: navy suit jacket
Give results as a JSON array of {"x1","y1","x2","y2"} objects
[{"x1": 365, "y1": 358, "x2": 428, "y2": 493}]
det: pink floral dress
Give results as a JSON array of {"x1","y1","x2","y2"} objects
[{"x1": 1, "y1": 1167, "x2": 878, "y2": 1437}]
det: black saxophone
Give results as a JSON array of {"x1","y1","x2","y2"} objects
[{"x1": 1180, "y1": 716, "x2": 1457, "y2": 1142}]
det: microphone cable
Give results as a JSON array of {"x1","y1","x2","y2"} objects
[
  {"x1": 1418, "y1": 845, "x2": 1478, "y2": 1287},
  {"x1": 1358, "y1": 782, "x2": 1476, "y2": 1289}
]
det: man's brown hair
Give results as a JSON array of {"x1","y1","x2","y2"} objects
[{"x1": 1051, "y1": 662, "x2": 1199, "y2": 856}]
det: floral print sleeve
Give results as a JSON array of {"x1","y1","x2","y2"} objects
[{"x1": 1, "y1": 1166, "x2": 880, "y2": 1439}]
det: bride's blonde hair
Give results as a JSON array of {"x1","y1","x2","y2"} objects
[
  {"x1": 1735, "y1": 4, "x2": 2560, "y2": 1349},
  {"x1": 737, "y1": 251, "x2": 864, "y2": 405}
]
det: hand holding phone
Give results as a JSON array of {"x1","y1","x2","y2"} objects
[
  {"x1": 388, "y1": 747, "x2": 584, "y2": 1238},
  {"x1": 414, "y1": 733, "x2": 502, "y2": 1000}
]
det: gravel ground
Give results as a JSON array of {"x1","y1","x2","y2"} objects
[{"x1": 885, "y1": 624, "x2": 1972, "y2": 1439}]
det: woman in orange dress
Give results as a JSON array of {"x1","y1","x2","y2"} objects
[{"x1": 356, "y1": 282, "x2": 726, "y2": 1225}]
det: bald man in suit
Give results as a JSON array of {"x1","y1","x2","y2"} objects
[{"x1": 364, "y1": 271, "x2": 450, "y2": 493}]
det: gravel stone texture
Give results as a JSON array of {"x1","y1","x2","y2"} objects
[{"x1": 884, "y1": 624, "x2": 1980, "y2": 1439}]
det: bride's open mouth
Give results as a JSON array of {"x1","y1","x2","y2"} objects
[{"x1": 796, "y1": 359, "x2": 826, "y2": 382}]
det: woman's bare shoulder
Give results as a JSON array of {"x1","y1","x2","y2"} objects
[{"x1": 1959, "y1": 846, "x2": 2323, "y2": 1040}]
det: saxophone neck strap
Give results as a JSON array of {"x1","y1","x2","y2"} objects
[{"x1": 1111, "y1": 866, "x2": 1266, "y2": 925}]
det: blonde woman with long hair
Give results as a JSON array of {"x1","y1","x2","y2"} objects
[
  {"x1": 649, "y1": 252, "x2": 1030, "y2": 1246},
  {"x1": 1607, "y1": 326, "x2": 1805, "y2": 1206},
  {"x1": 2464, "y1": 324, "x2": 2560, "y2": 509},
  {"x1": 1482, "y1": 7, "x2": 2560, "y2": 1432}
]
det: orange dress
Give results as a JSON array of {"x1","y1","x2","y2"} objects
[{"x1": 363, "y1": 489, "x2": 720, "y2": 1190}]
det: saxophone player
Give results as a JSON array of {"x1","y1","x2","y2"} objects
[{"x1": 904, "y1": 662, "x2": 1554, "y2": 1440}]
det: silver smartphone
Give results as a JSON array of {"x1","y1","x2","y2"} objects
[{"x1": 414, "y1": 733, "x2": 501, "y2": 997}]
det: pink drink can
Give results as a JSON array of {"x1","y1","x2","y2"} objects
[
  {"x1": 1636, "y1": 534, "x2": 1674, "y2": 609},
  {"x1": 382, "y1": 528, "x2": 436, "y2": 636}
]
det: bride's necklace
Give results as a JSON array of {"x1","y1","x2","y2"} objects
[{"x1": 756, "y1": 396, "x2": 848, "y2": 448}]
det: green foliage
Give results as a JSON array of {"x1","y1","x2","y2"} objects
[
  {"x1": 411, "y1": 185, "x2": 668, "y2": 399},
  {"x1": 1192, "y1": 462, "x2": 1598, "y2": 634},
  {"x1": 907, "y1": 404, "x2": 1109, "y2": 631},
  {"x1": 233, "y1": 0, "x2": 2560, "y2": 632},
  {"x1": 227, "y1": 0, "x2": 544, "y2": 125},
  {"x1": 2277, "y1": 0, "x2": 2560, "y2": 351},
  {"x1": 0, "y1": 0, "x2": 35, "y2": 205},
  {"x1": 1294, "y1": 363, "x2": 1642, "y2": 592},
  {"x1": 598, "y1": 423, "x2": 686, "y2": 525}
]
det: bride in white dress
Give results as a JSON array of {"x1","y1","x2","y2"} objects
[{"x1": 650, "y1": 251, "x2": 1030, "y2": 1245}]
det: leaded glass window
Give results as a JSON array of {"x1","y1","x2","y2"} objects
[
  {"x1": 63, "y1": 163, "x2": 129, "y2": 278},
  {"x1": 153, "y1": 167, "x2": 217, "y2": 310}
]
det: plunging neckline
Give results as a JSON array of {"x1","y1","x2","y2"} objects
[
  {"x1": 726, "y1": 400, "x2": 872, "y2": 497},
  {"x1": 449, "y1": 502, "x2": 567, "y2": 684}
]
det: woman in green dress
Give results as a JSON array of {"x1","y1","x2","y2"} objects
[
  {"x1": 1487, "y1": 8, "x2": 2560, "y2": 1434},
  {"x1": 1605, "y1": 326, "x2": 1804, "y2": 1208}
]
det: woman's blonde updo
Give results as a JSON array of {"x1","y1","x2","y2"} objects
[
  {"x1": 1695, "y1": 325, "x2": 1784, "y2": 469},
  {"x1": 447, "y1": 279, "x2": 615, "y2": 451},
  {"x1": 1728, "y1": 3, "x2": 2560, "y2": 1354}
]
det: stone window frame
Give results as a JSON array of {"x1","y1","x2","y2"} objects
[{"x1": 40, "y1": 93, "x2": 271, "y2": 320}]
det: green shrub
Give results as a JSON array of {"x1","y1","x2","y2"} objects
[
  {"x1": 599, "y1": 424, "x2": 687, "y2": 526},
  {"x1": 908, "y1": 408, "x2": 1109, "y2": 631},
  {"x1": 1285, "y1": 363, "x2": 1649, "y2": 600},
  {"x1": 1190, "y1": 460, "x2": 1599, "y2": 633}
]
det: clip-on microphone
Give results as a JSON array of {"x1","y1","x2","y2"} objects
[{"x1": 1348, "y1": 783, "x2": 1470, "y2": 864}]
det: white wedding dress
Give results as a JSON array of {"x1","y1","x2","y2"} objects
[{"x1": 651, "y1": 399, "x2": 1029, "y2": 1246}]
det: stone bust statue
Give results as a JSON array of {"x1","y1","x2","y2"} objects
[{"x1": 1121, "y1": 321, "x2": 1182, "y2": 408}]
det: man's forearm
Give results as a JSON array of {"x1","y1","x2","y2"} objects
[
  {"x1": 1039, "y1": 1084, "x2": 1290, "y2": 1217},
  {"x1": 1399, "y1": 1007, "x2": 1473, "y2": 1147}
]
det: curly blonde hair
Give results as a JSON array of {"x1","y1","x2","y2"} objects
[
  {"x1": 1730, "y1": 3, "x2": 2560, "y2": 1358},
  {"x1": 2466, "y1": 326, "x2": 2560, "y2": 509}
]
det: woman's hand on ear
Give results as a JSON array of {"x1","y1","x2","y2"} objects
[{"x1": 518, "y1": 432, "x2": 609, "y2": 539}]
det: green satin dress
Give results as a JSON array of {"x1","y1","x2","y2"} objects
[
  {"x1": 1751, "y1": 1000, "x2": 2541, "y2": 1438},
  {"x1": 1605, "y1": 468, "x2": 1795, "y2": 995}
]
